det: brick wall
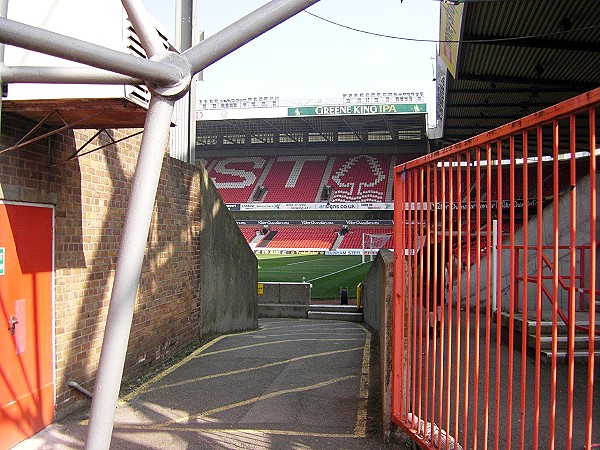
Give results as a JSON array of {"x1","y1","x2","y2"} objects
[{"x1": 1, "y1": 113, "x2": 214, "y2": 418}]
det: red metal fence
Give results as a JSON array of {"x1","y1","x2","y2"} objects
[{"x1": 392, "y1": 88, "x2": 600, "y2": 450}]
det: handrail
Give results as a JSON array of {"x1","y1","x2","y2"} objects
[{"x1": 514, "y1": 244, "x2": 600, "y2": 336}]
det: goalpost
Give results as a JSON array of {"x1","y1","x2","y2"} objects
[{"x1": 361, "y1": 233, "x2": 393, "y2": 263}]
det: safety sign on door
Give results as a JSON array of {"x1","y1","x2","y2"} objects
[{"x1": 0, "y1": 247, "x2": 4, "y2": 275}]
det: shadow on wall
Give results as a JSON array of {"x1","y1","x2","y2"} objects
[{"x1": 1, "y1": 115, "x2": 258, "y2": 421}]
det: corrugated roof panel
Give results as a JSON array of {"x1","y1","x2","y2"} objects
[{"x1": 437, "y1": 0, "x2": 600, "y2": 148}]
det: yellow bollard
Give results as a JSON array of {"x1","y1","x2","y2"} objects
[{"x1": 356, "y1": 283, "x2": 363, "y2": 308}]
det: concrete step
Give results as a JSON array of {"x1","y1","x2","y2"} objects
[
  {"x1": 500, "y1": 312, "x2": 599, "y2": 335},
  {"x1": 540, "y1": 350, "x2": 600, "y2": 366},
  {"x1": 528, "y1": 334, "x2": 600, "y2": 351},
  {"x1": 308, "y1": 304, "x2": 362, "y2": 314},
  {"x1": 308, "y1": 305, "x2": 363, "y2": 322},
  {"x1": 307, "y1": 310, "x2": 364, "y2": 322}
]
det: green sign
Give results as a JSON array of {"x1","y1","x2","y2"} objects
[
  {"x1": 0, "y1": 248, "x2": 4, "y2": 276},
  {"x1": 288, "y1": 103, "x2": 426, "y2": 117}
]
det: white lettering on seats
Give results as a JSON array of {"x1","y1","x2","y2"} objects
[
  {"x1": 330, "y1": 155, "x2": 386, "y2": 201},
  {"x1": 212, "y1": 157, "x2": 265, "y2": 189},
  {"x1": 276, "y1": 155, "x2": 327, "y2": 188}
]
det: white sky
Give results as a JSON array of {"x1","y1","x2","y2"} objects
[{"x1": 145, "y1": 0, "x2": 440, "y2": 123}]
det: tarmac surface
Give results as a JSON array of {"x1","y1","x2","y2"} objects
[{"x1": 14, "y1": 319, "x2": 408, "y2": 450}]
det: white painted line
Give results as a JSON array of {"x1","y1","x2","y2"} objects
[
  {"x1": 307, "y1": 262, "x2": 369, "y2": 283},
  {"x1": 287, "y1": 257, "x2": 328, "y2": 266}
]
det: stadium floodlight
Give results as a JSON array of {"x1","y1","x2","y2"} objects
[{"x1": 0, "y1": 0, "x2": 321, "y2": 448}]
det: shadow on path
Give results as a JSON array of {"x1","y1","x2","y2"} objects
[{"x1": 14, "y1": 319, "x2": 410, "y2": 449}]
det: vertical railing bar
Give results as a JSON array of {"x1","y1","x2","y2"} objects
[
  {"x1": 575, "y1": 246, "x2": 585, "y2": 311},
  {"x1": 417, "y1": 166, "x2": 425, "y2": 423},
  {"x1": 566, "y1": 112, "x2": 577, "y2": 450},
  {"x1": 533, "y1": 124, "x2": 543, "y2": 450},
  {"x1": 392, "y1": 166, "x2": 405, "y2": 420},
  {"x1": 519, "y1": 131, "x2": 529, "y2": 450},
  {"x1": 438, "y1": 162, "x2": 447, "y2": 449},
  {"x1": 494, "y1": 139, "x2": 504, "y2": 450},
  {"x1": 579, "y1": 247, "x2": 585, "y2": 311},
  {"x1": 473, "y1": 147, "x2": 482, "y2": 450},
  {"x1": 410, "y1": 171, "x2": 418, "y2": 420},
  {"x1": 431, "y1": 163, "x2": 440, "y2": 447},
  {"x1": 406, "y1": 172, "x2": 413, "y2": 420},
  {"x1": 462, "y1": 152, "x2": 472, "y2": 450},
  {"x1": 506, "y1": 135, "x2": 516, "y2": 450},
  {"x1": 424, "y1": 164, "x2": 432, "y2": 433},
  {"x1": 483, "y1": 143, "x2": 493, "y2": 450},
  {"x1": 400, "y1": 171, "x2": 408, "y2": 421},
  {"x1": 585, "y1": 105, "x2": 596, "y2": 450},
  {"x1": 445, "y1": 157, "x2": 455, "y2": 450},
  {"x1": 549, "y1": 119, "x2": 560, "y2": 450},
  {"x1": 454, "y1": 154, "x2": 463, "y2": 447}
]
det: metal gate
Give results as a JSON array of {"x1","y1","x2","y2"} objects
[{"x1": 393, "y1": 88, "x2": 599, "y2": 450}]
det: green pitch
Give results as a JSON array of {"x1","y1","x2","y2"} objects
[{"x1": 257, "y1": 253, "x2": 371, "y2": 299}]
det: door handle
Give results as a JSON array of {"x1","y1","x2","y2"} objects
[{"x1": 9, "y1": 315, "x2": 18, "y2": 335}]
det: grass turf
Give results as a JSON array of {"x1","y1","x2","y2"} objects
[{"x1": 257, "y1": 253, "x2": 371, "y2": 299}]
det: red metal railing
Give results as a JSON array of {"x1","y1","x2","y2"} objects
[
  {"x1": 514, "y1": 244, "x2": 600, "y2": 336},
  {"x1": 393, "y1": 88, "x2": 599, "y2": 450}
]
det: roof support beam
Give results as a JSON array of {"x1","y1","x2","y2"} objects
[
  {"x1": 263, "y1": 119, "x2": 302, "y2": 143},
  {"x1": 462, "y1": 35, "x2": 600, "y2": 53},
  {"x1": 455, "y1": 72, "x2": 598, "y2": 90},
  {"x1": 341, "y1": 117, "x2": 365, "y2": 142},
  {"x1": 447, "y1": 102, "x2": 548, "y2": 108},
  {"x1": 299, "y1": 117, "x2": 334, "y2": 142},
  {"x1": 448, "y1": 86, "x2": 581, "y2": 95},
  {"x1": 224, "y1": 119, "x2": 270, "y2": 143}
]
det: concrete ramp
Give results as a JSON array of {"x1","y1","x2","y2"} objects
[{"x1": 15, "y1": 319, "x2": 393, "y2": 450}]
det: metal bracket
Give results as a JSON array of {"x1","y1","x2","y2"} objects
[
  {"x1": 51, "y1": 128, "x2": 144, "y2": 166},
  {"x1": 0, "y1": 108, "x2": 144, "y2": 165}
]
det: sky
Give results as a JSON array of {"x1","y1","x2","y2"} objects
[{"x1": 144, "y1": 0, "x2": 441, "y2": 123}]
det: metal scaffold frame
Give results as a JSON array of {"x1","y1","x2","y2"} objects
[{"x1": 0, "y1": 0, "x2": 321, "y2": 448}]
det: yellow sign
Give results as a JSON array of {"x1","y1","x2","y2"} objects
[
  {"x1": 257, "y1": 283, "x2": 264, "y2": 295},
  {"x1": 439, "y1": 2, "x2": 464, "y2": 78}
]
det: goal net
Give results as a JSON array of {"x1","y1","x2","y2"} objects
[{"x1": 362, "y1": 233, "x2": 393, "y2": 263}]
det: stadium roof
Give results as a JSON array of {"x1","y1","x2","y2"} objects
[
  {"x1": 194, "y1": 101, "x2": 430, "y2": 157},
  {"x1": 435, "y1": 0, "x2": 600, "y2": 149}
]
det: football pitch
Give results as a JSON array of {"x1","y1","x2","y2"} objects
[{"x1": 257, "y1": 253, "x2": 371, "y2": 300}]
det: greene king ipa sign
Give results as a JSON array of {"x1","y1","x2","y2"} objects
[{"x1": 288, "y1": 103, "x2": 426, "y2": 117}]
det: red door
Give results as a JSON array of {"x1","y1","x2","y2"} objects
[{"x1": 0, "y1": 203, "x2": 54, "y2": 449}]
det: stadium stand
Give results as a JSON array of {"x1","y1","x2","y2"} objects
[
  {"x1": 205, "y1": 154, "x2": 397, "y2": 204},
  {"x1": 207, "y1": 157, "x2": 267, "y2": 203},
  {"x1": 338, "y1": 227, "x2": 394, "y2": 249},
  {"x1": 264, "y1": 226, "x2": 339, "y2": 249},
  {"x1": 326, "y1": 154, "x2": 392, "y2": 203},
  {"x1": 239, "y1": 226, "x2": 259, "y2": 242},
  {"x1": 260, "y1": 156, "x2": 329, "y2": 202}
]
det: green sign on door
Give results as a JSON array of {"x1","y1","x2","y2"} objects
[{"x1": 0, "y1": 248, "x2": 4, "y2": 275}]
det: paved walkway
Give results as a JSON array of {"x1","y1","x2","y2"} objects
[{"x1": 15, "y1": 319, "x2": 404, "y2": 449}]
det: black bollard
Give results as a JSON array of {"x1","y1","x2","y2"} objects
[{"x1": 340, "y1": 287, "x2": 348, "y2": 305}]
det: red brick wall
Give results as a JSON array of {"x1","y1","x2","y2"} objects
[{"x1": 1, "y1": 114, "x2": 203, "y2": 418}]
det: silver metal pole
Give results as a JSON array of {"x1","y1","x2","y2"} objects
[
  {"x1": 121, "y1": 0, "x2": 166, "y2": 58},
  {"x1": 174, "y1": 0, "x2": 196, "y2": 163},
  {"x1": 0, "y1": 0, "x2": 7, "y2": 133},
  {"x1": 181, "y1": 0, "x2": 320, "y2": 74},
  {"x1": 0, "y1": 17, "x2": 181, "y2": 85},
  {"x1": 84, "y1": 95, "x2": 175, "y2": 450},
  {"x1": 0, "y1": 66, "x2": 142, "y2": 85},
  {"x1": 176, "y1": 0, "x2": 194, "y2": 52}
]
